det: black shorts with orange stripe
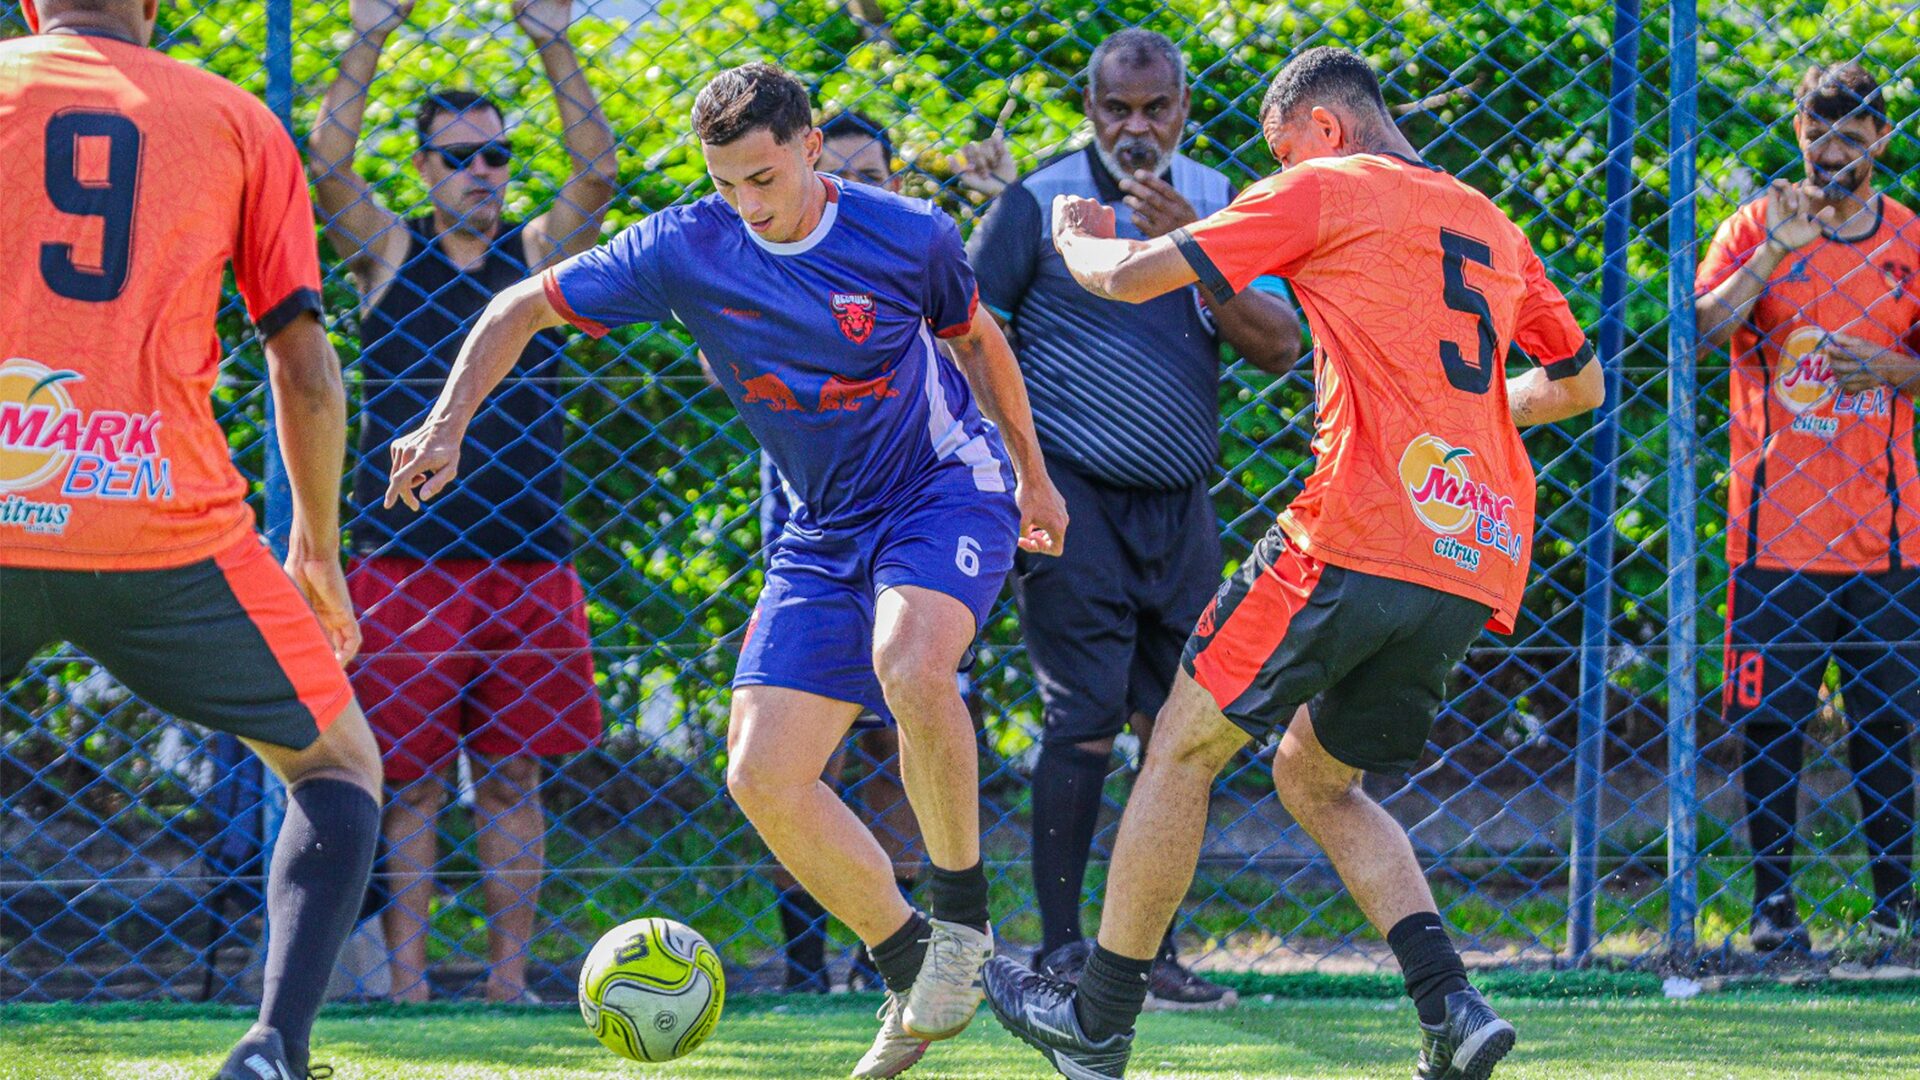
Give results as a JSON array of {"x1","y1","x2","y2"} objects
[
  {"x1": 0, "y1": 535, "x2": 354, "y2": 750},
  {"x1": 1183, "y1": 525, "x2": 1490, "y2": 772}
]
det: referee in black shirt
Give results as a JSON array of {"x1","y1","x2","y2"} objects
[{"x1": 966, "y1": 28, "x2": 1300, "y2": 1007}]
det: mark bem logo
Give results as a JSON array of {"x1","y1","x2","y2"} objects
[
  {"x1": 0, "y1": 358, "x2": 171, "y2": 535},
  {"x1": 1773, "y1": 325, "x2": 1887, "y2": 437},
  {"x1": 831, "y1": 291, "x2": 876, "y2": 345},
  {"x1": 1774, "y1": 326, "x2": 1836, "y2": 416},
  {"x1": 1399, "y1": 433, "x2": 1522, "y2": 571}
]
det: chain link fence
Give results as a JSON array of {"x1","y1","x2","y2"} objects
[{"x1": 4, "y1": 0, "x2": 1918, "y2": 1004}]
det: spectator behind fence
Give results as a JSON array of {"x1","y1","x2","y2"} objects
[
  {"x1": 760, "y1": 111, "x2": 931, "y2": 993},
  {"x1": 1, "y1": 4, "x2": 383, "y2": 1077},
  {"x1": 1697, "y1": 60, "x2": 1920, "y2": 951},
  {"x1": 307, "y1": 0, "x2": 617, "y2": 1002},
  {"x1": 961, "y1": 28, "x2": 1300, "y2": 1007}
]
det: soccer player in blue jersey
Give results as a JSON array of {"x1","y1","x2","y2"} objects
[{"x1": 388, "y1": 63, "x2": 1068, "y2": 1076}]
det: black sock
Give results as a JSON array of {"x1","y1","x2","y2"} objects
[
  {"x1": 1388, "y1": 912, "x2": 1469, "y2": 1026},
  {"x1": 1073, "y1": 944, "x2": 1152, "y2": 1042},
  {"x1": 871, "y1": 911, "x2": 931, "y2": 993},
  {"x1": 777, "y1": 886, "x2": 828, "y2": 989},
  {"x1": 1742, "y1": 717, "x2": 1803, "y2": 906},
  {"x1": 1032, "y1": 743, "x2": 1108, "y2": 956},
  {"x1": 259, "y1": 778, "x2": 379, "y2": 1073},
  {"x1": 927, "y1": 861, "x2": 990, "y2": 932}
]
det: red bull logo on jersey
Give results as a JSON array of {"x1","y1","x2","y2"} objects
[
  {"x1": 1399, "y1": 433, "x2": 1522, "y2": 570},
  {"x1": 831, "y1": 291, "x2": 876, "y2": 345},
  {"x1": 731, "y1": 363, "x2": 804, "y2": 412},
  {"x1": 820, "y1": 369, "x2": 901, "y2": 412},
  {"x1": 0, "y1": 358, "x2": 172, "y2": 535}
]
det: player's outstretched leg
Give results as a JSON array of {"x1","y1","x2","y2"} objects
[
  {"x1": 872, "y1": 586, "x2": 995, "y2": 1042},
  {"x1": 725, "y1": 686, "x2": 933, "y2": 1077},
  {"x1": 985, "y1": 674, "x2": 1245, "y2": 1079},
  {"x1": 1271, "y1": 708, "x2": 1513, "y2": 1080},
  {"x1": 215, "y1": 701, "x2": 383, "y2": 1080}
]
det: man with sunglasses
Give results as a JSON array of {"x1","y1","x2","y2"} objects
[{"x1": 308, "y1": 0, "x2": 617, "y2": 1003}]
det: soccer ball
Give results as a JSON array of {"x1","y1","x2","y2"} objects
[{"x1": 578, "y1": 917, "x2": 726, "y2": 1062}]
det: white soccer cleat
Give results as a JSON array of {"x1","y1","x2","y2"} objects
[
  {"x1": 851, "y1": 992, "x2": 931, "y2": 1078},
  {"x1": 901, "y1": 919, "x2": 993, "y2": 1040}
]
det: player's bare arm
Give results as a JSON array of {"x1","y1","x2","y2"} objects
[
  {"x1": 309, "y1": 0, "x2": 413, "y2": 292},
  {"x1": 1050, "y1": 193, "x2": 1199, "y2": 303},
  {"x1": 264, "y1": 312, "x2": 360, "y2": 663},
  {"x1": 385, "y1": 276, "x2": 567, "y2": 510},
  {"x1": 1507, "y1": 357, "x2": 1605, "y2": 426},
  {"x1": 1119, "y1": 172, "x2": 1302, "y2": 372},
  {"x1": 944, "y1": 308, "x2": 1070, "y2": 555},
  {"x1": 1696, "y1": 180, "x2": 1836, "y2": 351},
  {"x1": 516, "y1": 0, "x2": 618, "y2": 269}
]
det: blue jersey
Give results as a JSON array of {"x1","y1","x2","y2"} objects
[{"x1": 543, "y1": 177, "x2": 1013, "y2": 530}]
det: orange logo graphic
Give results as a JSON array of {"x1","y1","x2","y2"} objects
[{"x1": 1773, "y1": 326, "x2": 1835, "y2": 415}]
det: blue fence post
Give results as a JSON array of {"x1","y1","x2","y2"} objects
[
  {"x1": 262, "y1": 0, "x2": 295, "y2": 553},
  {"x1": 1665, "y1": 0, "x2": 1702, "y2": 961},
  {"x1": 1567, "y1": 0, "x2": 1640, "y2": 966}
]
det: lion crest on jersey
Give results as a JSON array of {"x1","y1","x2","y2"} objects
[{"x1": 831, "y1": 291, "x2": 876, "y2": 344}]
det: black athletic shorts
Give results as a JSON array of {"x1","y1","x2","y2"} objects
[
  {"x1": 1722, "y1": 566, "x2": 1920, "y2": 729},
  {"x1": 1, "y1": 536, "x2": 354, "y2": 749},
  {"x1": 1182, "y1": 525, "x2": 1489, "y2": 772},
  {"x1": 1011, "y1": 459, "x2": 1222, "y2": 746}
]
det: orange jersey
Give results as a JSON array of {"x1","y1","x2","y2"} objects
[
  {"x1": 1697, "y1": 195, "x2": 1920, "y2": 573},
  {"x1": 0, "y1": 34, "x2": 324, "y2": 571},
  {"x1": 1175, "y1": 153, "x2": 1590, "y2": 633}
]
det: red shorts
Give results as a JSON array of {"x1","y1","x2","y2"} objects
[{"x1": 348, "y1": 556, "x2": 603, "y2": 782}]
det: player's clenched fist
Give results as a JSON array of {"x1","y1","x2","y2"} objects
[
  {"x1": 386, "y1": 422, "x2": 465, "y2": 511},
  {"x1": 1052, "y1": 193, "x2": 1116, "y2": 241},
  {"x1": 1016, "y1": 474, "x2": 1070, "y2": 557},
  {"x1": 349, "y1": 0, "x2": 415, "y2": 40}
]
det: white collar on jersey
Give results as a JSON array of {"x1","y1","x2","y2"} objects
[{"x1": 743, "y1": 175, "x2": 841, "y2": 257}]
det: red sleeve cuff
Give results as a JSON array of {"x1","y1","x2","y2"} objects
[
  {"x1": 543, "y1": 269, "x2": 609, "y2": 339},
  {"x1": 933, "y1": 288, "x2": 980, "y2": 339}
]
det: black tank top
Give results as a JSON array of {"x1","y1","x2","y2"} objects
[{"x1": 350, "y1": 217, "x2": 571, "y2": 560}]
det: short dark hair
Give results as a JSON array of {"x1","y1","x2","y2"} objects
[
  {"x1": 818, "y1": 110, "x2": 894, "y2": 166},
  {"x1": 1259, "y1": 46, "x2": 1391, "y2": 130},
  {"x1": 416, "y1": 89, "x2": 504, "y2": 142},
  {"x1": 692, "y1": 62, "x2": 814, "y2": 146},
  {"x1": 1797, "y1": 61, "x2": 1888, "y2": 126}
]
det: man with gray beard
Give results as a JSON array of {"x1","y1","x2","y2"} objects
[{"x1": 965, "y1": 27, "x2": 1300, "y2": 1007}]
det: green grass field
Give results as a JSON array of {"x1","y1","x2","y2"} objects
[{"x1": 6, "y1": 981, "x2": 1920, "y2": 1080}]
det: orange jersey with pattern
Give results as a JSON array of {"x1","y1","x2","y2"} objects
[
  {"x1": 1697, "y1": 195, "x2": 1920, "y2": 574},
  {"x1": 1175, "y1": 153, "x2": 1590, "y2": 633},
  {"x1": 0, "y1": 34, "x2": 324, "y2": 570}
]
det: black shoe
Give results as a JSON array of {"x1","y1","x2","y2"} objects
[
  {"x1": 1035, "y1": 939, "x2": 1093, "y2": 984},
  {"x1": 1415, "y1": 989, "x2": 1515, "y2": 1080},
  {"x1": 1145, "y1": 953, "x2": 1237, "y2": 1011},
  {"x1": 983, "y1": 955, "x2": 1132, "y2": 1079},
  {"x1": 1750, "y1": 893, "x2": 1811, "y2": 953},
  {"x1": 212, "y1": 1028, "x2": 333, "y2": 1080},
  {"x1": 1867, "y1": 900, "x2": 1917, "y2": 941}
]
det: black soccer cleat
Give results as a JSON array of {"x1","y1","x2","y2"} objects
[
  {"x1": 212, "y1": 1028, "x2": 332, "y2": 1080},
  {"x1": 1414, "y1": 989, "x2": 1515, "y2": 1080},
  {"x1": 983, "y1": 955, "x2": 1132, "y2": 1080},
  {"x1": 1750, "y1": 893, "x2": 1811, "y2": 953}
]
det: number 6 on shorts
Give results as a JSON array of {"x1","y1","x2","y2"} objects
[{"x1": 955, "y1": 536, "x2": 980, "y2": 577}]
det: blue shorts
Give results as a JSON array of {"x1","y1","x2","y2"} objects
[{"x1": 736, "y1": 486, "x2": 1019, "y2": 722}]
